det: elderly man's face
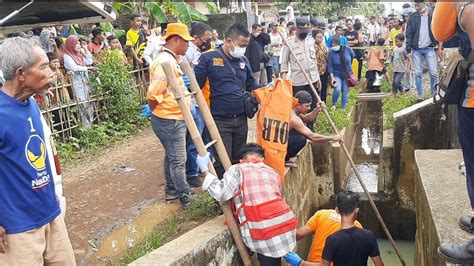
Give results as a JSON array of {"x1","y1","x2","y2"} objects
[{"x1": 23, "y1": 47, "x2": 53, "y2": 94}]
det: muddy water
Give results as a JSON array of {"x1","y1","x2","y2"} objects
[
  {"x1": 370, "y1": 239, "x2": 415, "y2": 266},
  {"x1": 346, "y1": 163, "x2": 379, "y2": 193},
  {"x1": 93, "y1": 202, "x2": 181, "y2": 261}
]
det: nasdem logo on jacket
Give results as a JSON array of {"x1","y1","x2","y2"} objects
[{"x1": 25, "y1": 134, "x2": 51, "y2": 190}]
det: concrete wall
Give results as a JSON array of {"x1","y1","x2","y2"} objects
[
  {"x1": 414, "y1": 150, "x2": 471, "y2": 266},
  {"x1": 283, "y1": 142, "x2": 334, "y2": 258},
  {"x1": 332, "y1": 104, "x2": 362, "y2": 193},
  {"x1": 392, "y1": 100, "x2": 449, "y2": 210}
]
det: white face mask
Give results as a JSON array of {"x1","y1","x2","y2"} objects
[{"x1": 230, "y1": 42, "x2": 246, "y2": 58}]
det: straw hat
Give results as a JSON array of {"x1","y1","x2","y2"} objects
[{"x1": 162, "y1": 22, "x2": 194, "y2": 41}]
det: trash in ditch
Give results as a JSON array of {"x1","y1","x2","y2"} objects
[
  {"x1": 120, "y1": 166, "x2": 136, "y2": 173},
  {"x1": 88, "y1": 240, "x2": 98, "y2": 251},
  {"x1": 111, "y1": 240, "x2": 118, "y2": 251},
  {"x1": 128, "y1": 225, "x2": 137, "y2": 233},
  {"x1": 126, "y1": 236, "x2": 135, "y2": 247},
  {"x1": 459, "y1": 161, "x2": 466, "y2": 176}
]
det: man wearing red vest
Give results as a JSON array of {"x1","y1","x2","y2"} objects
[{"x1": 197, "y1": 143, "x2": 297, "y2": 265}]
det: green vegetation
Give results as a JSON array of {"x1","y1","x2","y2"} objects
[
  {"x1": 56, "y1": 53, "x2": 148, "y2": 163},
  {"x1": 382, "y1": 94, "x2": 418, "y2": 130},
  {"x1": 119, "y1": 193, "x2": 219, "y2": 264},
  {"x1": 275, "y1": 2, "x2": 385, "y2": 21},
  {"x1": 315, "y1": 88, "x2": 359, "y2": 135}
]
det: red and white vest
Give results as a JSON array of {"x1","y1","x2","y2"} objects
[{"x1": 231, "y1": 160, "x2": 297, "y2": 240}]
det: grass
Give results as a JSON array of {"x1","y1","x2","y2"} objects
[
  {"x1": 315, "y1": 85, "x2": 359, "y2": 135},
  {"x1": 382, "y1": 94, "x2": 418, "y2": 130},
  {"x1": 56, "y1": 117, "x2": 149, "y2": 164},
  {"x1": 118, "y1": 193, "x2": 219, "y2": 264}
]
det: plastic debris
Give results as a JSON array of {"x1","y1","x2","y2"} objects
[{"x1": 120, "y1": 166, "x2": 136, "y2": 173}]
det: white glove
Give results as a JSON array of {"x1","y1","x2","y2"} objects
[{"x1": 196, "y1": 152, "x2": 210, "y2": 173}]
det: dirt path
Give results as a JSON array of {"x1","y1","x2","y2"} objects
[{"x1": 62, "y1": 127, "x2": 167, "y2": 265}]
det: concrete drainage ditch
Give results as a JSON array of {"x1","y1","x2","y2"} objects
[{"x1": 130, "y1": 97, "x2": 459, "y2": 265}]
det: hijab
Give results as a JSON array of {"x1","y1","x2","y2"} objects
[{"x1": 65, "y1": 35, "x2": 85, "y2": 66}]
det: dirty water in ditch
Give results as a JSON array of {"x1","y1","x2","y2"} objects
[
  {"x1": 348, "y1": 101, "x2": 415, "y2": 265},
  {"x1": 93, "y1": 202, "x2": 181, "y2": 261},
  {"x1": 347, "y1": 101, "x2": 382, "y2": 193}
]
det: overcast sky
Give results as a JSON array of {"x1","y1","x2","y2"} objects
[{"x1": 381, "y1": 1, "x2": 407, "y2": 14}]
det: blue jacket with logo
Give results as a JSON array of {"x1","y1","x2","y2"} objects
[{"x1": 195, "y1": 48, "x2": 261, "y2": 117}]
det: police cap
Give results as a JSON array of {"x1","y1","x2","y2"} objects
[{"x1": 295, "y1": 17, "x2": 310, "y2": 29}]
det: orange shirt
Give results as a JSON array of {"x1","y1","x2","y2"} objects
[
  {"x1": 432, "y1": 1, "x2": 474, "y2": 108},
  {"x1": 147, "y1": 48, "x2": 190, "y2": 120},
  {"x1": 306, "y1": 209, "x2": 363, "y2": 263},
  {"x1": 254, "y1": 79, "x2": 295, "y2": 180},
  {"x1": 367, "y1": 48, "x2": 385, "y2": 72}
]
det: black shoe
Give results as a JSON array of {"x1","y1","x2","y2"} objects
[
  {"x1": 459, "y1": 215, "x2": 474, "y2": 234},
  {"x1": 179, "y1": 193, "x2": 192, "y2": 210},
  {"x1": 165, "y1": 189, "x2": 179, "y2": 201},
  {"x1": 187, "y1": 176, "x2": 202, "y2": 188},
  {"x1": 438, "y1": 239, "x2": 474, "y2": 263}
]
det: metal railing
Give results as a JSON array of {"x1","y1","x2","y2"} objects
[{"x1": 39, "y1": 66, "x2": 150, "y2": 139}]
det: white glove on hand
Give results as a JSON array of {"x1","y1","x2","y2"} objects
[{"x1": 196, "y1": 152, "x2": 210, "y2": 173}]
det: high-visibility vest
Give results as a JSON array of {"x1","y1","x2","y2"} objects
[
  {"x1": 230, "y1": 160, "x2": 297, "y2": 240},
  {"x1": 254, "y1": 79, "x2": 296, "y2": 181}
]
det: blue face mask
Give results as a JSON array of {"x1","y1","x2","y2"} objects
[{"x1": 331, "y1": 45, "x2": 341, "y2": 52}]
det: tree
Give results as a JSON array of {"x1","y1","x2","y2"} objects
[
  {"x1": 274, "y1": 1, "x2": 385, "y2": 21},
  {"x1": 112, "y1": 0, "x2": 219, "y2": 27}
]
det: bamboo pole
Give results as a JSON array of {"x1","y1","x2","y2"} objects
[
  {"x1": 280, "y1": 32, "x2": 406, "y2": 266},
  {"x1": 161, "y1": 61, "x2": 253, "y2": 266}
]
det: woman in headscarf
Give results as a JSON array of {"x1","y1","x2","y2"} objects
[{"x1": 63, "y1": 35, "x2": 96, "y2": 128}]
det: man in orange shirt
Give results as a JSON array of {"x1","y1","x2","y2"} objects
[
  {"x1": 147, "y1": 23, "x2": 194, "y2": 209},
  {"x1": 295, "y1": 206, "x2": 363, "y2": 264}
]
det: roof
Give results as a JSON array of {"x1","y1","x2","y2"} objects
[{"x1": 0, "y1": 1, "x2": 117, "y2": 34}]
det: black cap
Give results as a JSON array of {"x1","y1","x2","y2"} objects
[
  {"x1": 296, "y1": 17, "x2": 310, "y2": 29},
  {"x1": 295, "y1": 91, "x2": 312, "y2": 104}
]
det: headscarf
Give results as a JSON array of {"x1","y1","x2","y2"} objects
[
  {"x1": 64, "y1": 35, "x2": 85, "y2": 66},
  {"x1": 40, "y1": 29, "x2": 54, "y2": 53}
]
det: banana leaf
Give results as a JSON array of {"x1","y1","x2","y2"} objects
[{"x1": 144, "y1": 2, "x2": 168, "y2": 24}]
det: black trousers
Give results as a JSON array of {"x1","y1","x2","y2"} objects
[
  {"x1": 286, "y1": 129, "x2": 307, "y2": 161},
  {"x1": 293, "y1": 82, "x2": 319, "y2": 130},
  {"x1": 213, "y1": 114, "x2": 248, "y2": 179},
  {"x1": 320, "y1": 72, "x2": 329, "y2": 103},
  {"x1": 257, "y1": 253, "x2": 281, "y2": 266},
  {"x1": 458, "y1": 107, "x2": 474, "y2": 210}
]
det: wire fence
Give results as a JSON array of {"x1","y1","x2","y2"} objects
[{"x1": 38, "y1": 66, "x2": 150, "y2": 139}]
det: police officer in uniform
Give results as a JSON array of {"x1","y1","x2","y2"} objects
[{"x1": 281, "y1": 17, "x2": 321, "y2": 131}]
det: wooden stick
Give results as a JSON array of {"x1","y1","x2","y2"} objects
[
  {"x1": 280, "y1": 32, "x2": 406, "y2": 266},
  {"x1": 162, "y1": 61, "x2": 253, "y2": 266}
]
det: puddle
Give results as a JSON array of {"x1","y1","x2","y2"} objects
[
  {"x1": 370, "y1": 239, "x2": 415, "y2": 266},
  {"x1": 347, "y1": 163, "x2": 378, "y2": 193},
  {"x1": 94, "y1": 202, "x2": 181, "y2": 260}
]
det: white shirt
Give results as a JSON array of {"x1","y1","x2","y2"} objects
[
  {"x1": 270, "y1": 33, "x2": 283, "y2": 56},
  {"x1": 367, "y1": 23, "x2": 380, "y2": 43},
  {"x1": 185, "y1": 41, "x2": 202, "y2": 68},
  {"x1": 143, "y1": 35, "x2": 165, "y2": 65}
]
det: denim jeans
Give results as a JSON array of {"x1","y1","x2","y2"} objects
[
  {"x1": 333, "y1": 76, "x2": 349, "y2": 109},
  {"x1": 271, "y1": 56, "x2": 280, "y2": 76},
  {"x1": 185, "y1": 105, "x2": 205, "y2": 178},
  {"x1": 392, "y1": 72, "x2": 405, "y2": 94},
  {"x1": 151, "y1": 115, "x2": 189, "y2": 196},
  {"x1": 458, "y1": 107, "x2": 474, "y2": 209},
  {"x1": 412, "y1": 47, "x2": 439, "y2": 98}
]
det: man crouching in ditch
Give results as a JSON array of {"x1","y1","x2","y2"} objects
[
  {"x1": 197, "y1": 143, "x2": 297, "y2": 265},
  {"x1": 0, "y1": 37, "x2": 75, "y2": 265}
]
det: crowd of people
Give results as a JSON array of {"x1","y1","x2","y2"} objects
[{"x1": 0, "y1": 0, "x2": 473, "y2": 265}]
